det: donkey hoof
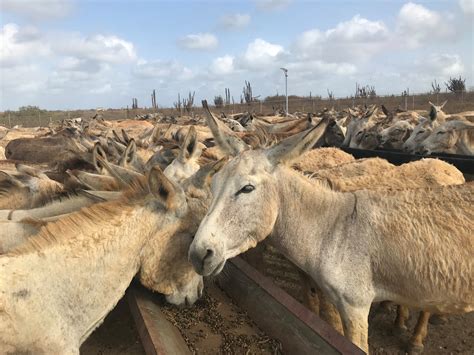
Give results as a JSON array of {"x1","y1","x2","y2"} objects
[
  {"x1": 407, "y1": 344, "x2": 424, "y2": 355},
  {"x1": 429, "y1": 314, "x2": 447, "y2": 325}
]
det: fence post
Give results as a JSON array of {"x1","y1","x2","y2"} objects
[
  {"x1": 312, "y1": 99, "x2": 315, "y2": 113},
  {"x1": 412, "y1": 95, "x2": 415, "y2": 110},
  {"x1": 8, "y1": 112, "x2": 12, "y2": 128},
  {"x1": 38, "y1": 112, "x2": 41, "y2": 127}
]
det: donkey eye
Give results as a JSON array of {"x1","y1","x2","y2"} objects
[
  {"x1": 417, "y1": 130, "x2": 425, "y2": 135},
  {"x1": 437, "y1": 131, "x2": 446, "y2": 135},
  {"x1": 236, "y1": 184, "x2": 255, "y2": 195}
]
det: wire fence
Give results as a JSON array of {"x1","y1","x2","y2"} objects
[{"x1": 1, "y1": 91, "x2": 473, "y2": 128}]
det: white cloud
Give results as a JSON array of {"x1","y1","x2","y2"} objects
[
  {"x1": 90, "y1": 84, "x2": 112, "y2": 94},
  {"x1": 2, "y1": 0, "x2": 73, "y2": 20},
  {"x1": 287, "y1": 60, "x2": 357, "y2": 77},
  {"x1": 133, "y1": 60, "x2": 194, "y2": 81},
  {"x1": 422, "y1": 53, "x2": 465, "y2": 77},
  {"x1": 294, "y1": 15, "x2": 389, "y2": 63},
  {"x1": 178, "y1": 33, "x2": 218, "y2": 50},
  {"x1": 459, "y1": 0, "x2": 474, "y2": 15},
  {"x1": 219, "y1": 13, "x2": 251, "y2": 30},
  {"x1": 57, "y1": 57, "x2": 105, "y2": 74},
  {"x1": 255, "y1": 0, "x2": 292, "y2": 11},
  {"x1": 53, "y1": 34, "x2": 136, "y2": 64},
  {"x1": 1, "y1": 22, "x2": 138, "y2": 105},
  {"x1": 241, "y1": 38, "x2": 285, "y2": 69},
  {"x1": 396, "y1": 3, "x2": 455, "y2": 48},
  {"x1": 0, "y1": 24, "x2": 49, "y2": 67},
  {"x1": 211, "y1": 55, "x2": 235, "y2": 75},
  {"x1": 0, "y1": 64, "x2": 46, "y2": 94}
]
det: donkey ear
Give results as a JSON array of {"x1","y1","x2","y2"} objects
[
  {"x1": 96, "y1": 154, "x2": 143, "y2": 187},
  {"x1": 92, "y1": 142, "x2": 108, "y2": 173},
  {"x1": 122, "y1": 139, "x2": 137, "y2": 164},
  {"x1": 429, "y1": 105, "x2": 437, "y2": 122},
  {"x1": 348, "y1": 108, "x2": 358, "y2": 117},
  {"x1": 148, "y1": 166, "x2": 179, "y2": 210},
  {"x1": 365, "y1": 105, "x2": 378, "y2": 118},
  {"x1": 110, "y1": 137, "x2": 126, "y2": 155},
  {"x1": 112, "y1": 130, "x2": 125, "y2": 145},
  {"x1": 202, "y1": 100, "x2": 249, "y2": 156},
  {"x1": 15, "y1": 163, "x2": 45, "y2": 179},
  {"x1": 440, "y1": 100, "x2": 448, "y2": 109},
  {"x1": 189, "y1": 157, "x2": 228, "y2": 189},
  {"x1": 179, "y1": 126, "x2": 198, "y2": 162},
  {"x1": 0, "y1": 171, "x2": 24, "y2": 188},
  {"x1": 121, "y1": 129, "x2": 131, "y2": 144},
  {"x1": 381, "y1": 105, "x2": 390, "y2": 117},
  {"x1": 266, "y1": 117, "x2": 330, "y2": 165}
]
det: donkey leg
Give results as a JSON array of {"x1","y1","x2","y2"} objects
[
  {"x1": 394, "y1": 305, "x2": 410, "y2": 333},
  {"x1": 319, "y1": 290, "x2": 344, "y2": 335},
  {"x1": 407, "y1": 311, "x2": 430, "y2": 355},
  {"x1": 338, "y1": 302, "x2": 370, "y2": 353},
  {"x1": 299, "y1": 271, "x2": 320, "y2": 315}
]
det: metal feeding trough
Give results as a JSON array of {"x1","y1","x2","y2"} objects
[
  {"x1": 341, "y1": 147, "x2": 474, "y2": 175},
  {"x1": 128, "y1": 257, "x2": 364, "y2": 355}
]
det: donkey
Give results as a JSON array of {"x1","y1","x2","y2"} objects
[
  {"x1": 164, "y1": 126, "x2": 204, "y2": 184},
  {"x1": 420, "y1": 120, "x2": 474, "y2": 156},
  {"x1": 189, "y1": 118, "x2": 474, "y2": 354},
  {"x1": 0, "y1": 165, "x2": 66, "y2": 210},
  {"x1": 0, "y1": 161, "x2": 223, "y2": 354},
  {"x1": 402, "y1": 103, "x2": 444, "y2": 153}
]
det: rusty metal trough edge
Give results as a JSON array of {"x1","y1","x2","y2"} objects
[
  {"x1": 218, "y1": 256, "x2": 365, "y2": 355},
  {"x1": 128, "y1": 256, "x2": 364, "y2": 355},
  {"x1": 127, "y1": 286, "x2": 191, "y2": 355}
]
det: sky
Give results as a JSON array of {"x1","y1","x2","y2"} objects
[{"x1": 0, "y1": 0, "x2": 473, "y2": 110}]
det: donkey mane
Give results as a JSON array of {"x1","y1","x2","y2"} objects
[{"x1": 7, "y1": 176, "x2": 152, "y2": 256}]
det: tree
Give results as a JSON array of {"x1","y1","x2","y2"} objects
[
  {"x1": 431, "y1": 80, "x2": 441, "y2": 94},
  {"x1": 243, "y1": 81, "x2": 253, "y2": 104},
  {"x1": 445, "y1": 76, "x2": 466, "y2": 93},
  {"x1": 327, "y1": 89, "x2": 334, "y2": 101},
  {"x1": 214, "y1": 95, "x2": 224, "y2": 108},
  {"x1": 183, "y1": 91, "x2": 195, "y2": 113}
]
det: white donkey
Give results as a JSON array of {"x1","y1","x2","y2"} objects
[{"x1": 189, "y1": 117, "x2": 474, "y2": 353}]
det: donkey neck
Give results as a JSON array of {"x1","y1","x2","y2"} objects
[
  {"x1": 1, "y1": 202, "x2": 168, "y2": 345},
  {"x1": 268, "y1": 167, "x2": 356, "y2": 276}
]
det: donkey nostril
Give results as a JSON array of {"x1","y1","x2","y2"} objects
[{"x1": 204, "y1": 249, "x2": 214, "y2": 260}]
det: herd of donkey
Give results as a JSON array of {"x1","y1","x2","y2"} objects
[{"x1": 0, "y1": 99, "x2": 472, "y2": 354}]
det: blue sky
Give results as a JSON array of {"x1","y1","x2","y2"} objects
[{"x1": 1, "y1": 0, "x2": 473, "y2": 110}]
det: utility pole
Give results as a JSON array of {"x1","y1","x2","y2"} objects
[{"x1": 280, "y1": 67, "x2": 288, "y2": 116}]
